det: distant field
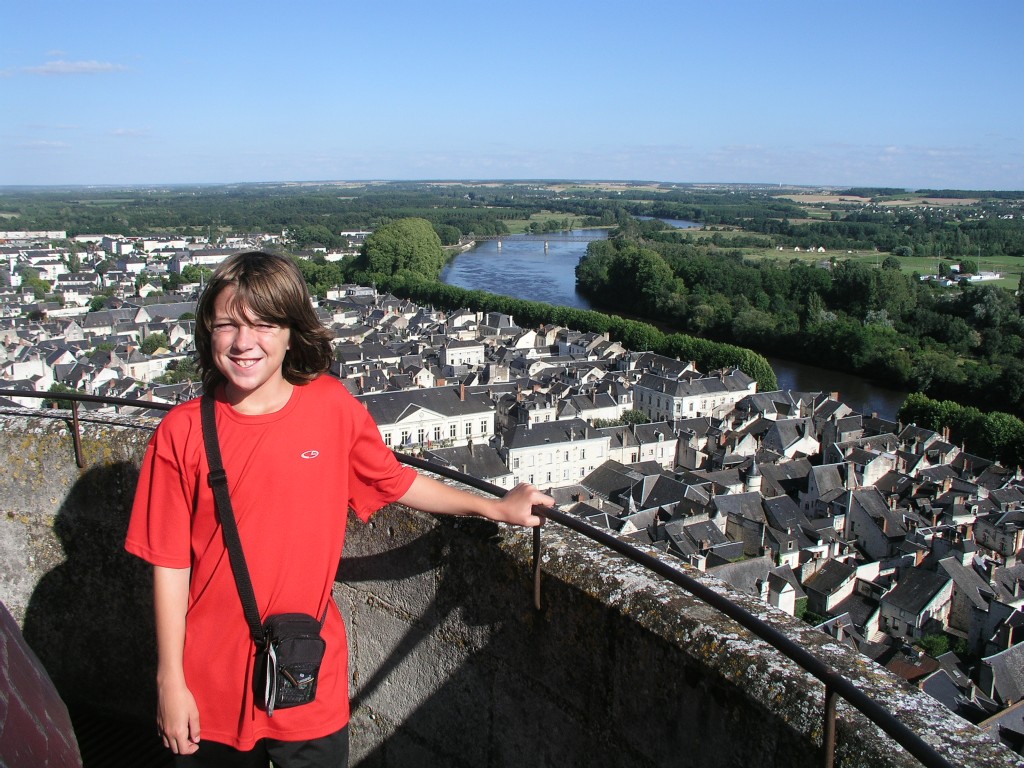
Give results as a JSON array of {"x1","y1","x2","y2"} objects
[
  {"x1": 775, "y1": 193, "x2": 984, "y2": 207},
  {"x1": 775, "y1": 194, "x2": 872, "y2": 204},
  {"x1": 718, "y1": 242, "x2": 1023, "y2": 290},
  {"x1": 497, "y1": 211, "x2": 588, "y2": 234},
  {"x1": 878, "y1": 197, "x2": 980, "y2": 207},
  {"x1": 73, "y1": 198, "x2": 138, "y2": 206}
]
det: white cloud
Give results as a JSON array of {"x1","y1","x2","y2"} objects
[
  {"x1": 23, "y1": 60, "x2": 126, "y2": 76},
  {"x1": 19, "y1": 140, "x2": 71, "y2": 150},
  {"x1": 113, "y1": 127, "x2": 150, "y2": 138}
]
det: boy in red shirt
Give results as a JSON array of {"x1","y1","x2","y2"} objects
[{"x1": 126, "y1": 251, "x2": 551, "y2": 767}]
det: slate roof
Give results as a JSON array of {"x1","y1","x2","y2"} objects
[
  {"x1": 937, "y1": 556, "x2": 994, "y2": 610},
  {"x1": 581, "y1": 461, "x2": 645, "y2": 499},
  {"x1": 758, "y1": 458, "x2": 812, "y2": 497},
  {"x1": 663, "y1": 519, "x2": 727, "y2": 557},
  {"x1": 713, "y1": 491, "x2": 764, "y2": 523},
  {"x1": 422, "y1": 444, "x2": 512, "y2": 482},
  {"x1": 636, "y1": 369, "x2": 754, "y2": 398},
  {"x1": 357, "y1": 385, "x2": 494, "y2": 424},
  {"x1": 809, "y1": 463, "x2": 847, "y2": 497},
  {"x1": 804, "y1": 559, "x2": 856, "y2": 596},
  {"x1": 983, "y1": 642, "x2": 1024, "y2": 706},
  {"x1": 882, "y1": 569, "x2": 951, "y2": 615},
  {"x1": 618, "y1": 474, "x2": 690, "y2": 513},
  {"x1": 762, "y1": 494, "x2": 810, "y2": 533},
  {"x1": 502, "y1": 418, "x2": 598, "y2": 450},
  {"x1": 707, "y1": 554, "x2": 773, "y2": 597},
  {"x1": 830, "y1": 593, "x2": 880, "y2": 629},
  {"x1": 990, "y1": 486, "x2": 1024, "y2": 511},
  {"x1": 988, "y1": 561, "x2": 1024, "y2": 603},
  {"x1": 851, "y1": 487, "x2": 907, "y2": 537}
]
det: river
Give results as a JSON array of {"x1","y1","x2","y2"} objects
[{"x1": 440, "y1": 228, "x2": 909, "y2": 420}]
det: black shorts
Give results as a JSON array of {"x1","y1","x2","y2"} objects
[{"x1": 173, "y1": 725, "x2": 348, "y2": 768}]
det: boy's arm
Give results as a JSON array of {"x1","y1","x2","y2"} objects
[
  {"x1": 153, "y1": 565, "x2": 200, "y2": 755},
  {"x1": 397, "y1": 474, "x2": 553, "y2": 527}
]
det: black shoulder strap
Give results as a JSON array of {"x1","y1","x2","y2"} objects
[{"x1": 200, "y1": 394, "x2": 267, "y2": 648}]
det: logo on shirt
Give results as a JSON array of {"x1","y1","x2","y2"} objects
[{"x1": 300, "y1": 450, "x2": 320, "y2": 459}]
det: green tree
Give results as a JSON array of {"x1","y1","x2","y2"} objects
[
  {"x1": 290, "y1": 224, "x2": 342, "y2": 249},
  {"x1": 620, "y1": 409, "x2": 650, "y2": 425},
  {"x1": 22, "y1": 276, "x2": 52, "y2": 300},
  {"x1": 434, "y1": 223, "x2": 462, "y2": 246},
  {"x1": 45, "y1": 382, "x2": 79, "y2": 409},
  {"x1": 141, "y1": 332, "x2": 170, "y2": 354},
  {"x1": 94, "y1": 259, "x2": 113, "y2": 282},
  {"x1": 156, "y1": 356, "x2": 200, "y2": 384},
  {"x1": 181, "y1": 264, "x2": 213, "y2": 283},
  {"x1": 355, "y1": 218, "x2": 445, "y2": 280},
  {"x1": 917, "y1": 634, "x2": 949, "y2": 658}
]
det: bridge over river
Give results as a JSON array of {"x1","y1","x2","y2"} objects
[{"x1": 467, "y1": 233, "x2": 597, "y2": 246}]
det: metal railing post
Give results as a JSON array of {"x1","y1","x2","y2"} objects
[
  {"x1": 532, "y1": 524, "x2": 543, "y2": 611},
  {"x1": 823, "y1": 683, "x2": 838, "y2": 768},
  {"x1": 71, "y1": 400, "x2": 84, "y2": 468}
]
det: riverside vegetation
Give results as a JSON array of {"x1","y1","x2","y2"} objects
[{"x1": 4, "y1": 181, "x2": 1024, "y2": 463}]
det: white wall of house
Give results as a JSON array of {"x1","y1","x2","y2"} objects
[
  {"x1": 377, "y1": 408, "x2": 495, "y2": 451},
  {"x1": 506, "y1": 433, "x2": 610, "y2": 489}
]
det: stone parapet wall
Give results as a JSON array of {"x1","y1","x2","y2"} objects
[
  {"x1": 0, "y1": 409, "x2": 1018, "y2": 766},
  {"x1": 0, "y1": 408, "x2": 160, "y2": 718}
]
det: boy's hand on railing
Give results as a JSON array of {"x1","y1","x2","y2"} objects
[
  {"x1": 399, "y1": 474, "x2": 552, "y2": 528},
  {"x1": 488, "y1": 482, "x2": 553, "y2": 528}
]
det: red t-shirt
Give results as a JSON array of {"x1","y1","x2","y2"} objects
[{"x1": 125, "y1": 375, "x2": 416, "y2": 749}]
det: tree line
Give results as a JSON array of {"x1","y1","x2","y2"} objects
[{"x1": 575, "y1": 226, "x2": 1024, "y2": 419}]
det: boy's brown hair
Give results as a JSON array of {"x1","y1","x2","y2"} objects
[{"x1": 195, "y1": 251, "x2": 334, "y2": 394}]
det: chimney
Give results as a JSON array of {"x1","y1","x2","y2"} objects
[{"x1": 459, "y1": 382, "x2": 465, "y2": 401}]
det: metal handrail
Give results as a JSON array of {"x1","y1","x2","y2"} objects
[
  {"x1": 0, "y1": 388, "x2": 957, "y2": 768},
  {"x1": 0, "y1": 389, "x2": 174, "y2": 468}
]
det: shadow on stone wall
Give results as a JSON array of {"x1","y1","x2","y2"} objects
[
  {"x1": 21, "y1": 462, "x2": 157, "y2": 721},
  {"x1": 341, "y1": 514, "x2": 828, "y2": 768}
]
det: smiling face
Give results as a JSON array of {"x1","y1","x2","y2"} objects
[{"x1": 211, "y1": 285, "x2": 293, "y2": 413}]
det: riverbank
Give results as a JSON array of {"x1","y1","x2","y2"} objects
[{"x1": 440, "y1": 229, "x2": 910, "y2": 419}]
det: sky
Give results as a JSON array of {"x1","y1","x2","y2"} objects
[{"x1": 2, "y1": 0, "x2": 1022, "y2": 190}]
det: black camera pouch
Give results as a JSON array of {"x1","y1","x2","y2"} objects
[{"x1": 256, "y1": 613, "x2": 327, "y2": 716}]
